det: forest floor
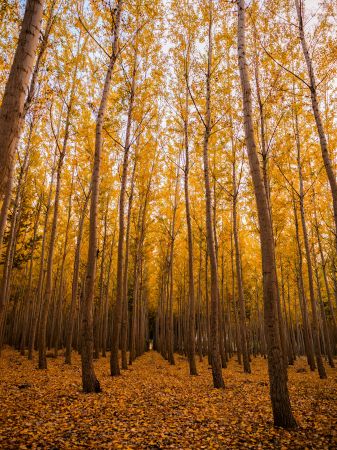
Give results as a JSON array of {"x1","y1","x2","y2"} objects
[{"x1": 0, "y1": 348, "x2": 336, "y2": 449}]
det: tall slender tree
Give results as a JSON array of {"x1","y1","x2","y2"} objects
[
  {"x1": 237, "y1": 0, "x2": 297, "y2": 428},
  {"x1": 0, "y1": 0, "x2": 44, "y2": 196},
  {"x1": 201, "y1": 0, "x2": 224, "y2": 389},
  {"x1": 81, "y1": 0, "x2": 123, "y2": 392}
]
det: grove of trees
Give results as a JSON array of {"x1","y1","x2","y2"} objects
[{"x1": 0, "y1": 0, "x2": 336, "y2": 438}]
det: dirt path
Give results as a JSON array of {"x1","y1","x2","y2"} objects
[{"x1": 0, "y1": 348, "x2": 336, "y2": 449}]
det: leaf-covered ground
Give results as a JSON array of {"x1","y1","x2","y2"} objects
[{"x1": 0, "y1": 348, "x2": 336, "y2": 449}]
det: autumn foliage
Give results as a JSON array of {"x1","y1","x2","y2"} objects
[{"x1": 0, "y1": 0, "x2": 337, "y2": 447}]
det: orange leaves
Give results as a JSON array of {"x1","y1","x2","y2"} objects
[{"x1": 0, "y1": 348, "x2": 336, "y2": 449}]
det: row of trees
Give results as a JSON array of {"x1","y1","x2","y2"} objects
[{"x1": 0, "y1": 0, "x2": 336, "y2": 429}]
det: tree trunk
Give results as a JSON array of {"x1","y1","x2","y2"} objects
[
  {"x1": 65, "y1": 187, "x2": 91, "y2": 364},
  {"x1": 129, "y1": 163, "x2": 153, "y2": 364},
  {"x1": 0, "y1": 0, "x2": 54, "y2": 254},
  {"x1": 0, "y1": 168, "x2": 14, "y2": 253},
  {"x1": 82, "y1": 0, "x2": 123, "y2": 392},
  {"x1": 291, "y1": 190, "x2": 316, "y2": 370},
  {"x1": 110, "y1": 42, "x2": 137, "y2": 377},
  {"x1": 183, "y1": 71, "x2": 197, "y2": 374},
  {"x1": 38, "y1": 46, "x2": 80, "y2": 367},
  {"x1": 28, "y1": 157, "x2": 56, "y2": 360},
  {"x1": 237, "y1": 0, "x2": 296, "y2": 428},
  {"x1": 202, "y1": 0, "x2": 224, "y2": 389},
  {"x1": 0, "y1": 0, "x2": 44, "y2": 196},
  {"x1": 121, "y1": 159, "x2": 136, "y2": 370},
  {"x1": 38, "y1": 146, "x2": 65, "y2": 369},
  {"x1": 0, "y1": 136, "x2": 31, "y2": 350},
  {"x1": 312, "y1": 187, "x2": 337, "y2": 348},
  {"x1": 20, "y1": 195, "x2": 42, "y2": 355},
  {"x1": 102, "y1": 228, "x2": 115, "y2": 357},
  {"x1": 294, "y1": 108, "x2": 327, "y2": 379},
  {"x1": 313, "y1": 255, "x2": 335, "y2": 368},
  {"x1": 167, "y1": 168, "x2": 179, "y2": 366},
  {"x1": 232, "y1": 158, "x2": 251, "y2": 373},
  {"x1": 295, "y1": 0, "x2": 337, "y2": 248}
]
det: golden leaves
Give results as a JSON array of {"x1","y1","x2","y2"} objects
[{"x1": 0, "y1": 348, "x2": 336, "y2": 449}]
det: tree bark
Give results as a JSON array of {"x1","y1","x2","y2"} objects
[
  {"x1": 291, "y1": 190, "x2": 316, "y2": 370},
  {"x1": 38, "y1": 44, "x2": 80, "y2": 367},
  {"x1": 294, "y1": 108, "x2": 327, "y2": 379},
  {"x1": 183, "y1": 78, "x2": 197, "y2": 375},
  {"x1": 0, "y1": 0, "x2": 44, "y2": 196},
  {"x1": 202, "y1": 0, "x2": 224, "y2": 389},
  {"x1": 129, "y1": 162, "x2": 153, "y2": 364},
  {"x1": 38, "y1": 141, "x2": 65, "y2": 369},
  {"x1": 28, "y1": 157, "x2": 56, "y2": 360},
  {"x1": 65, "y1": 187, "x2": 91, "y2": 364},
  {"x1": 232, "y1": 156, "x2": 251, "y2": 373},
  {"x1": 167, "y1": 168, "x2": 179, "y2": 366},
  {"x1": 295, "y1": 0, "x2": 337, "y2": 248},
  {"x1": 82, "y1": 0, "x2": 123, "y2": 392},
  {"x1": 53, "y1": 176, "x2": 73, "y2": 357},
  {"x1": 121, "y1": 159, "x2": 136, "y2": 370},
  {"x1": 20, "y1": 194, "x2": 42, "y2": 355},
  {"x1": 110, "y1": 42, "x2": 137, "y2": 377},
  {"x1": 237, "y1": 0, "x2": 296, "y2": 428}
]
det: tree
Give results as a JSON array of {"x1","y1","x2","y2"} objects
[
  {"x1": 294, "y1": 0, "x2": 337, "y2": 249},
  {"x1": 81, "y1": 0, "x2": 123, "y2": 393},
  {"x1": 110, "y1": 37, "x2": 138, "y2": 377},
  {"x1": 237, "y1": 0, "x2": 297, "y2": 428},
  {"x1": 0, "y1": 0, "x2": 44, "y2": 197},
  {"x1": 201, "y1": 0, "x2": 224, "y2": 389}
]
